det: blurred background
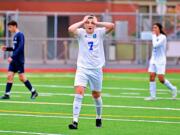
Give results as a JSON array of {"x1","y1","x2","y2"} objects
[{"x1": 0, "y1": 0, "x2": 180, "y2": 70}]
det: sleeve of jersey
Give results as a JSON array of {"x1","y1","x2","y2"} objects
[
  {"x1": 152, "y1": 35, "x2": 166, "y2": 48},
  {"x1": 76, "y1": 28, "x2": 83, "y2": 39},
  {"x1": 6, "y1": 47, "x2": 14, "y2": 51},
  {"x1": 99, "y1": 27, "x2": 106, "y2": 39},
  {"x1": 11, "y1": 34, "x2": 24, "y2": 60}
]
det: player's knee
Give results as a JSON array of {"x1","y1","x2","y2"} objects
[
  {"x1": 92, "y1": 91, "x2": 101, "y2": 99},
  {"x1": 7, "y1": 74, "x2": 13, "y2": 82},
  {"x1": 19, "y1": 75, "x2": 26, "y2": 82},
  {"x1": 19, "y1": 77, "x2": 25, "y2": 82},
  {"x1": 158, "y1": 76, "x2": 165, "y2": 83},
  {"x1": 150, "y1": 74, "x2": 156, "y2": 81},
  {"x1": 150, "y1": 77, "x2": 155, "y2": 81},
  {"x1": 75, "y1": 86, "x2": 85, "y2": 95}
]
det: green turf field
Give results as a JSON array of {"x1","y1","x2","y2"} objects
[{"x1": 0, "y1": 72, "x2": 179, "y2": 135}]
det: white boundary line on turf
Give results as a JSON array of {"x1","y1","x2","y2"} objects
[
  {"x1": 0, "y1": 100, "x2": 180, "y2": 111},
  {"x1": 0, "y1": 113, "x2": 180, "y2": 124},
  {"x1": 0, "y1": 83, "x2": 73, "y2": 89},
  {"x1": 120, "y1": 92, "x2": 140, "y2": 95},
  {"x1": 0, "y1": 130, "x2": 63, "y2": 135},
  {"x1": 0, "y1": 83, "x2": 176, "y2": 92},
  {"x1": 1, "y1": 74, "x2": 180, "y2": 81},
  {"x1": 0, "y1": 90, "x2": 176, "y2": 100},
  {"x1": 0, "y1": 90, "x2": 142, "y2": 98}
]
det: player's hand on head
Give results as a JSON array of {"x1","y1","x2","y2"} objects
[
  {"x1": 82, "y1": 15, "x2": 89, "y2": 23},
  {"x1": 93, "y1": 16, "x2": 98, "y2": 25}
]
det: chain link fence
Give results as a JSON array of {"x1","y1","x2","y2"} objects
[{"x1": 0, "y1": 11, "x2": 180, "y2": 65}]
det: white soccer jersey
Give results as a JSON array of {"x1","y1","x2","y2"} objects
[
  {"x1": 76, "y1": 27, "x2": 106, "y2": 69},
  {"x1": 149, "y1": 34, "x2": 167, "y2": 65}
]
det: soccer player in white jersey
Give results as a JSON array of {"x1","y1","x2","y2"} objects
[
  {"x1": 68, "y1": 15, "x2": 114, "y2": 129},
  {"x1": 145, "y1": 23, "x2": 177, "y2": 101}
]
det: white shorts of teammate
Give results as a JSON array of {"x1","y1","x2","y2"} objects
[
  {"x1": 74, "y1": 67, "x2": 103, "y2": 91},
  {"x1": 148, "y1": 63, "x2": 166, "y2": 75}
]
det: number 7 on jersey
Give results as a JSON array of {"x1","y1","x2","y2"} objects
[{"x1": 88, "y1": 41, "x2": 94, "y2": 51}]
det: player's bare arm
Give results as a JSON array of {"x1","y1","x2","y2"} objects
[
  {"x1": 1, "y1": 46, "x2": 13, "y2": 63},
  {"x1": 93, "y1": 16, "x2": 114, "y2": 33},
  {"x1": 68, "y1": 16, "x2": 89, "y2": 36}
]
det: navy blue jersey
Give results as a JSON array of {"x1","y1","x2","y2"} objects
[{"x1": 11, "y1": 32, "x2": 25, "y2": 64}]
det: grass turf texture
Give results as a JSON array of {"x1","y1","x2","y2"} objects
[{"x1": 0, "y1": 72, "x2": 180, "y2": 135}]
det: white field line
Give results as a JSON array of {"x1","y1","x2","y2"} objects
[
  {"x1": 0, "y1": 90, "x2": 176, "y2": 100},
  {"x1": 119, "y1": 92, "x2": 140, "y2": 95},
  {"x1": 6, "y1": 91, "x2": 179, "y2": 99},
  {"x1": 0, "y1": 113, "x2": 180, "y2": 124},
  {"x1": 0, "y1": 74, "x2": 180, "y2": 81},
  {"x1": 0, "y1": 83, "x2": 176, "y2": 93},
  {"x1": 0, "y1": 130, "x2": 63, "y2": 135},
  {"x1": 0, "y1": 83, "x2": 73, "y2": 89},
  {"x1": 39, "y1": 92, "x2": 167, "y2": 96},
  {"x1": 105, "y1": 76, "x2": 180, "y2": 81},
  {"x1": 0, "y1": 91, "x2": 143, "y2": 98},
  {"x1": 0, "y1": 100, "x2": 180, "y2": 111}
]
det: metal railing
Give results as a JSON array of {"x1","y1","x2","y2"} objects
[{"x1": 0, "y1": 11, "x2": 180, "y2": 65}]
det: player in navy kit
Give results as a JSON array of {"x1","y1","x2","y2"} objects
[{"x1": 1, "y1": 20, "x2": 38, "y2": 99}]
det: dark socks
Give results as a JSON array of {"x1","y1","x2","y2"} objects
[
  {"x1": 24, "y1": 80, "x2": 34, "y2": 92},
  {"x1": 5, "y1": 83, "x2": 13, "y2": 95}
]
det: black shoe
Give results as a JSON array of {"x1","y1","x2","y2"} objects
[
  {"x1": 31, "y1": 91, "x2": 38, "y2": 99},
  {"x1": 0, "y1": 94, "x2": 10, "y2": 99},
  {"x1": 68, "y1": 121, "x2": 78, "y2": 129},
  {"x1": 96, "y1": 119, "x2": 102, "y2": 128}
]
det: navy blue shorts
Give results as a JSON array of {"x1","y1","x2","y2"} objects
[{"x1": 8, "y1": 62, "x2": 24, "y2": 74}]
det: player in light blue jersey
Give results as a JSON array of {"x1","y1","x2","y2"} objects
[
  {"x1": 145, "y1": 23, "x2": 177, "y2": 101},
  {"x1": 68, "y1": 15, "x2": 114, "y2": 129}
]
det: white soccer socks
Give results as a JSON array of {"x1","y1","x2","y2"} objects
[
  {"x1": 145, "y1": 81, "x2": 156, "y2": 101},
  {"x1": 149, "y1": 81, "x2": 156, "y2": 98},
  {"x1": 94, "y1": 96, "x2": 103, "y2": 119},
  {"x1": 164, "y1": 79, "x2": 177, "y2": 91},
  {"x1": 146, "y1": 80, "x2": 177, "y2": 100},
  {"x1": 164, "y1": 79, "x2": 177, "y2": 99},
  {"x1": 73, "y1": 94, "x2": 83, "y2": 123},
  {"x1": 72, "y1": 94, "x2": 102, "y2": 123}
]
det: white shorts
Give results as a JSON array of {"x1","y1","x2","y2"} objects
[
  {"x1": 74, "y1": 67, "x2": 103, "y2": 91},
  {"x1": 148, "y1": 63, "x2": 166, "y2": 75}
]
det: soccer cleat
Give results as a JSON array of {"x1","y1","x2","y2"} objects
[
  {"x1": 144, "y1": 96, "x2": 156, "y2": 101},
  {"x1": 96, "y1": 119, "x2": 102, "y2": 128},
  {"x1": 172, "y1": 87, "x2": 177, "y2": 100},
  {"x1": 31, "y1": 91, "x2": 38, "y2": 99},
  {"x1": 0, "y1": 94, "x2": 10, "y2": 99},
  {"x1": 68, "y1": 121, "x2": 78, "y2": 129}
]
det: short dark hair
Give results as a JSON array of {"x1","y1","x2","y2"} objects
[
  {"x1": 88, "y1": 15, "x2": 94, "y2": 19},
  {"x1": 8, "y1": 20, "x2": 18, "y2": 27}
]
